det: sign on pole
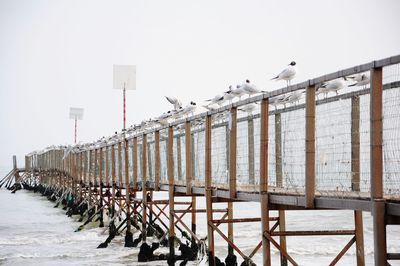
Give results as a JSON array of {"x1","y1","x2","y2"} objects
[{"x1": 113, "y1": 65, "x2": 136, "y2": 90}]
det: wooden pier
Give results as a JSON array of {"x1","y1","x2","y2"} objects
[{"x1": 3, "y1": 55, "x2": 400, "y2": 266}]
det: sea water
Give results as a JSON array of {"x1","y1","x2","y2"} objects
[{"x1": 0, "y1": 181, "x2": 399, "y2": 265}]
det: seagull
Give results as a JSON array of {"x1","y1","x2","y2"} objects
[
  {"x1": 317, "y1": 77, "x2": 347, "y2": 98},
  {"x1": 238, "y1": 103, "x2": 258, "y2": 115},
  {"x1": 205, "y1": 94, "x2": 224, "y2": 106},
  {"x1": 241, "y1": 80, "x2": 262, "y2": 97},
  {"x1": 348, "y1": 73, "x2": 370, "y2": 88},
  {"x1": 180, "y1": 101, "x2": 197, "y2": 117},
  {"x1": 165, "y1": 96, "x2": 182, "y2": 110},
  {"x1": 231, "y1": 84, "x2": 246, "y2": 100},
  {"x1": 286, "y1": 90, "x2": 304, "y2": 105},
  {"x1": 269, "y1": 94, "x2": 290, "y2": 109},
  {"x1": 271, "y1": 61, "x2": 297, "y2": 87},
  {"x1": 223, "y1": 86, "x2": 236, "y2": 104}
]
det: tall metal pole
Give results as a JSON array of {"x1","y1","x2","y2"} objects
[{"x1": 123, "y1": 87, "x2": 126, "y2": 130}]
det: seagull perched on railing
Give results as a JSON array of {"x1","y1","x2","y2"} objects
[
  {"x1": 205, "y1": 94, "x2": 225, "y2": 106},
  {"x1": 238, "y1": 103, "x2": 258, "y2": 115},
  {"x1": 269, "y1": 94, "x2": 290, "y2": 110},
  {"x1": 165, "y1": 96, "x2": 182, "y2": 110},
  {"x1": 223, "y1": 86, "x2": 236, "y2": 104},
  {"x1": 232, "y1": 84, "x2": 246, "y2": 100},
  {"x1": 348, "y1": 73, "x2": 370, "y2": 88},
  {"x1": 271, "y1": 61, "x2": 297, "y2": 88},
  {"x1": 317, "y1": 77, "x2": 347, "y2": 98},
  {"x1": 286, "y1": 90, "x2": 305, "y2": 105},
  {"x1": 241, "y1": 80, "x2": 263, "y2": 97},
  {"x1": 180, "y1": 101, "x2": 197, "y2": 117}
]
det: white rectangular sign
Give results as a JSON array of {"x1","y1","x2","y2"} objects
[
  {"x1": 69, "y1": 107, "x2": 84, "y2": 120},
  {"x1": 113, "y1": 65, "x2": 136, "y2": 90}
]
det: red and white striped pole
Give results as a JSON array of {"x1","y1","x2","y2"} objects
[{"x1": 123, "y1": 87, "x2": 126, "y2": 130}]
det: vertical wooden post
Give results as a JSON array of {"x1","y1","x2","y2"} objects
[
  {"x1": 275, "y1": 113, "x2": 287, "y2": 266},
  {"x1": 305, "y1": 85, "x2": 316, "y2": 209},
  {"x1": 248, "y1": 115, "x2": 255, "y2": 185},
  {"x1": 155, "y1": 131, "x2": 160, "y2": 190},
  {"x1": 88, "y1": 149, "x2": 93, "y2": 206},
  {"x1": 142, "y1": 134, "x2": 148, "y2": 241},
  {"x1": 79, "y1": 152, "x2": 83, "y2": 200},
  {"x1": 147, "y1": 141, "x2": 153, "y2": 182},
  {"x1": 132, "y1": 137, "x2": 138, "y2": 223},
  {"x1": 124, "y1": 137, "x2": 132, "y2": 243},
  {"x1": 260, "y1": 98, "x2": 271, "y2": 266},
  {"x1": 99, "y1": 146, "x2": 104, "y2": 227},
  {"x1": 167, "y1": 126, "x2": 175, "y2": 264},
  {"x1": 370, "y1": 67, "x2": 386, "y2": 265},
  {"x1": 229, "y1": 108, "x2": 237, "y2": 198},
  {"x1": 177, "y1": 136, "x2": 182, "y2": 180},
  {"x1": 228, "y1": 108, "x2": 237, "y2": 256},
  {"x1": 205, "y1": 115, "x2": 215, "y2": 266},
  {"x1": 185, "y1": 122, "x2": 193, "y2": 194},
  {"x1": 111, "y1": 144, "x2": 116, "y2": 216},
  {"x1": 94, "y1": 148, "x2": 98, "y2": 199},
  {"x1": 351, "y1": 95, "x2": 365, "y2": 265}
]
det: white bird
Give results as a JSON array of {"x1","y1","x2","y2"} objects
[
  {"x1": 317, "y1": 77, "x2": 347, "y2": 98},
  {"x1": 165, "y1": 96, "x2": 182, "y2": 110},
  {"x1": 348, "y1": 73, "x2": 370, "y2": 88},
  {"x1": 271, "y1": 61, "x2": 297, "y2": 87},
  {"x1": 205, "y1": 94, "x2": 224, "y2": 106},
  {"x1": 180, "y1": 101, "x2": 197, "y2": 117},
  {"x1": 269, "y1": 94, "x2": 290, "y2": 109},
  {"x1": 230, "y1": 85, "x2": 246, "y2": 101},
  {"x1": 286, "y1": 90, "x2": 304, "y2": 105},
  {"x1": 238, "y1": 103, "x2": 258, "y2": 115},
  {"x1": 241, "y1": 80, "x2": 262, "y2": 97},
  {"x1": 223, "y1": 86, "x2": 236, "y2": 104}
]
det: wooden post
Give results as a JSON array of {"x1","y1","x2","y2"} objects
[
  {"x1": 133, "y1": 137, "x2": 138, "y2": 190},
  {"x1": 83, "y1": 151, "x2": 87, "y2": 202},
  {"x1": 111, "y1": 144, "x2": 116, "y2": 216},
  {"x1": 94, "y1": 148, "x2": 98, "y2": 195},
  {"x1": 88, "y1": 149, "x2": 93, "y2": 206},
  {"x1": 167, "y1": 126, "x2": 175, "y2": 264},
  {"x1": 275, "y1": 113, "x2": 287, "y2": 265},
  {"x1": 370, "y1": 67, "x2": 386, "y2": 265},
  {"x1": 79, "y1": 152, "x2": 83, "y2": 200},
  {"x1": 351, "y1": 96, "x2": 361, "y2": 192},
  {"x1": 248, "y1": 115, "x2": 255, "y2": 185},
  {"x1": 99, "y1": 146, "x2": 104, "y2": 227},
  {"x1": 351, "y1": 95, "x2": 365, "y2": 265},
  {"x1": 155, "y1": 131, "x2": 160, "y2": 190},
  {"x1": 124, "y1": 137, "x2": 132, "y2": 240},
  {"x1": 305, "y1": 85, "x2": 316, "y2": 209},
  {"x1": 177, "y1": 136, "x2": 182, "y2": 181},
  {"x1": 205, "y1": 115, "x2": 215, "y2": 266},
  {"x1": 260, "y1": 98, "x2": 271, "y2": 266},
  {"x1": 185, "y1": 122, "x2": 193, "y2": 195},
  {"x1": 227, "y1": 201, "x2": 234, "y2": 256},
  {"x1": 132, "y1": 137, "x2": 138, "y2": 223},
  {"x1": 147, "y1": 141, "x2": 153, "y2": 182},
  {"x1": 142, "y1": 134, "x2": 148, "y2": 241},
  {"x1": 229, "y1": 108, "x2": 237, "y2": 198}
]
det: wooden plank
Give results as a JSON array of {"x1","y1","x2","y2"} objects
[
  {"x1": 142, "y1": 134, "x2": 147, "y2": 241},
  {"x1": 185, "y1": 122, "x2": 192, "y2": 195},
  {"x1": 260, "y1": 98, "x2": 271, "y2": 266},
  {"x1": 371, "y1": 63, "x2": 386, "y2": 266},
  {"x1": 205, "y1": 115, "x2": 215, "y2": 265},
  {"x1": 351, "y1": 96, "x2": 361, "y2": 191},
  {"x1": 354, "y1": 210, "x2": 365, "y2": 266},
  {"x1": 132, "y1": 137, "x2": 138, "y2": 190},
  {"x1": 305, "y1": 85, "x2": 316, "y2": 208},
  {"x1": 229, "y1": 107, "x2": 237, "y2": 198},
  {"x1": 155, "y1": 130, "x2": 160, "y2": 190},
  {"x1": 124, "y1": 138, "x2": 131, "y2": 233},
  {"x1": 248, "y1": 115, "x2": 255, "y2": 185},
  {"x1": 167, "y1": 126, "x2": 175, "y2": 260}
]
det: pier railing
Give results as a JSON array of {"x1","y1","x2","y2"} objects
[{"x1": 25, "y1": 55, "x2": 400, "y2": 202}]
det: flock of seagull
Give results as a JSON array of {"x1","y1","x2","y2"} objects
[{"x1": 37, "y1": 62, "x2": 371, "y2": 153}]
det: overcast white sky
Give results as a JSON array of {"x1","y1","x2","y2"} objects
[{"x1": 1, "y1": 0, "x2": 399, "y2": 168}]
